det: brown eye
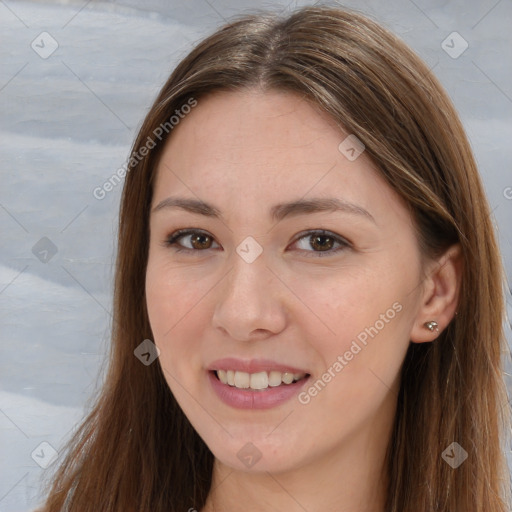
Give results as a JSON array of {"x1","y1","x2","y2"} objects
[
  {"x1": 164, "y1": 228, "x2": 350, "y2": 257},
  {"x1": 164, "y1": 229, "x2": 220, "y2": 252},
  {"x1": 291, "y1": 230, "x2": 350, "y2": 257},
  {"x1": 309, "y1": 234, "x2": 335, "y2": 251},
  {"x1": 189, "y1": 233, "x2": 213, "y2": 249}
]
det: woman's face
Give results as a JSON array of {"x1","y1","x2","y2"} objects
[{"x1": 145, "y1": 90, "x2": 426, "y2": 475}]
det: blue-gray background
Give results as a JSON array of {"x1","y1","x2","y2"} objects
[{"x1": 1, "y1": 0, "x2": 511, "y2": 510}]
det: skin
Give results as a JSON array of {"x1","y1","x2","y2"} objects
[{"x1": 145, "y1": 89, "x2": 461, "y2": 512}]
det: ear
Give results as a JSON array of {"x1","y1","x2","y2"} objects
[{"x1": 410, "y1": 243, "x2": 463, "y2": 343}]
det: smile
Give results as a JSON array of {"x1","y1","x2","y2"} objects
[
  {"x1": 215, "y1": 369, "x2": 308, "y2": 390},
  {"x1": 208, "y1": 370, "x2": 311, "y2": 410}
]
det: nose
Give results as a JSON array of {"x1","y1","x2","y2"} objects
[{"x1": 211, "y1": 252, "x2": 288, "y2": 342}]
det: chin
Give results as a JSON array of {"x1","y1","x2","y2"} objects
[{"x1": 203, "y1": 429, "x2": 305, "y2": 474}]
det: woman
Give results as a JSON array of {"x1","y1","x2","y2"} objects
[{"x1": 38, "y1": 5, "x2": 511, "y2": 511}]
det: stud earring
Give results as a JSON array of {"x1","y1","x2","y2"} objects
[{"x1": 424, "y1": 320, "x2": 439, "y2": 333}]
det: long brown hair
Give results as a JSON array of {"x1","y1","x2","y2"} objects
[{"x1": 39, "y1": 6, "x2": 511, "y2": 511}]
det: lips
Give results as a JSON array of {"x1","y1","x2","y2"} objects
[
  {"x1": 208, "y1": 369, "x2": 310, "y2": 409},
  {"x1": 207, "y1": 357, "x2": 310, "y2": 375}
]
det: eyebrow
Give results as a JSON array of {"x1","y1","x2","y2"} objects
[{"x1": 151, "y1": 196, "x2": 375, "y2": 223}]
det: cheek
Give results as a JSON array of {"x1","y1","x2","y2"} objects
[
  {"x1": 290, "y1": 264, "x2": 411, "y2": 381},
  {"x1": 145, "y1": 257, "x2": 212, "y2": 382},
  {"x1": 145, "y1": 254, "x2": 212, "y2": 337},
  {"x1": 289, "y1": 266, "x2": 387, "y2": 340}
]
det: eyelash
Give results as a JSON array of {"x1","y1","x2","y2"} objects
[{"x1": 162, "y1": 228, "x2": 351, "y2": 258}]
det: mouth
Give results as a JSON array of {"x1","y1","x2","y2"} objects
[{"x1": 210, "y1": 369, "x2": 311, "y2": 391}]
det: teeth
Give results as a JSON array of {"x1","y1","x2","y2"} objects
[
  {"x1": 215, "y1": 370, "x2": 307, "y2": 390},
  {"x1": 234, "y1": 371, "x2": 250, "y2": 388},
  {"x1": 268, "y1": 370, "x2": 282, "y2": 387},
  {"x1": 250, "y1": 371, "x2": 268, "y2": 389}
]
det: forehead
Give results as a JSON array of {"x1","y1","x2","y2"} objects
[
  {"x1": 152, "y1": 90, "x2": 407, "y2": 226},
  {"x1": 157, "y1": 89, "x2": 349, "y2": 179}
]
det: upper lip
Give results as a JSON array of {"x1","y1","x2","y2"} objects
[{"x1": 207, "y1": 357, "x2": 310, "y2": 375}]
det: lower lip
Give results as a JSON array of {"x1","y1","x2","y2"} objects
[{"x1": 208, "y1": 371, "x2": 310, "y2": 410}]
